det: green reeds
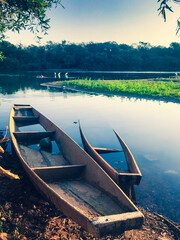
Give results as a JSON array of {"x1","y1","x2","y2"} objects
[{"x1": 61, "y1": 78, "x2": 180, "y2": 100}]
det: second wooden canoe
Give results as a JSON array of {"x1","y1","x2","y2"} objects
[{"x1": 79, "y1": 122, "x2": 142, "y2": 201}]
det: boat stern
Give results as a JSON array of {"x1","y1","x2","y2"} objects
[{"x1": 88, "y1": 211, "x2": 144, "y2": 237}]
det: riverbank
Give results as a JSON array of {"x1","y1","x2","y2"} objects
[
  {"x1": 51, "y1": 78, "x2": 180, "y2": 102},
  {"x1": 0, "y1": 153, "x2": 179, "y2": 240}
]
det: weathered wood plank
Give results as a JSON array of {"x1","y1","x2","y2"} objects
[
  {"x1": 19, "y1": 145, "x2": 47, "y2": 168},
  {"x1": 13, "y1": 116, "x2": 39, "y2": 124},
  {"x1": 33, "y1": 165, "x2": 86, "y2": 181},
  {"x1": 92, "y1": 211, "x2": 143, "y2": 236},
  {"x1": 40, "y1": 151, "x2": 69, "y2": 166},
  {"x1": 14, "y1": 104, "x2": 31, "y2": 107},
  {"x1": 93, "y1": 147, "x2": 122, "y2": 154},
  {"x1": 14, "y1": 131, "x2": 55, "y2": 141},
  {"x1": 13, "y1": 106, "x2": 32, "y2": 110},
  {"x1": 19, "y1": 145, "x2": 69, "y2": 168},
  {"x1": 48, "y1": 180, "x2": 126, "y2": 218}
]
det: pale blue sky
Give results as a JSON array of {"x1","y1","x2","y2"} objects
[{"x1": 6, "y1": 0, "x2": 180, "y2": 46}]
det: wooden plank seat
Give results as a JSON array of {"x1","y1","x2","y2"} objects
[
  {"x1": 94, "y1": 147, "x2": 122, "y2": 154},
  {"x1": 14, "y1": 104, "x2": 31, "y2": 106},
  {"x1": 32, "y1": 165, "x2": 86, "y2": 181},
  {"x1": 13, "y1": 106, "x2": 32, "y2": 110},
  {"x1": 13, "y1": 116, "x2": 39, "y2": 124},
  {"x1": 118, "y1": 172, "x2": 142, "y2": 185},
  {"x1": 13, "y1": 131, "x2": 55, "y2": 141}
]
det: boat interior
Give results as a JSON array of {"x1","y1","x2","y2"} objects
[{"x1": 12, "y1": 104, "x2": 135, "y2": 220}]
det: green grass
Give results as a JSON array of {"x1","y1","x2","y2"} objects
[{"x1": 59, "y1": 78, "x2": 180, "y2": 100}]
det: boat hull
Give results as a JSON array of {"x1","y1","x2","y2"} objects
[
  {"x1": 79, "y1": 122, "x2": 142, "y2": 201},
  {"x1": 10, "y1": 104, "x2": 144, "y2": 237}
]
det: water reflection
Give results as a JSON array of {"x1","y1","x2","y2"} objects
[
  {"x1": 0, "y1": 74, "x2": 54, "y2": 94},
  {"x1": 0, "y1": 74, "x2": 180, "y2": 223}
]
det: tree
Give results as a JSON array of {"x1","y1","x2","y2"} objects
[
  {"x1": 158, "y1": 0, "x2": 180, "y2": 34},
  {"x1": 0, "y1": 0, "x2": 64, "y2": 40},
  {"x1": 0, "y1": 51, "x2": 4, "y2": 60},
  {"x1": 0, "y1": 0, "x2": 179, "y2": 43}
]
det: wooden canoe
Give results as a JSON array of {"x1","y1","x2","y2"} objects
[
  {"x1": 79, "y1": 122, "x2": 142, "y2": 201},
  {"x1": 10, "y1": 104, "x2": 143, "y2": 237}
]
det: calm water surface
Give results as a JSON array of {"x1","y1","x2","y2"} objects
[{"x1": 0, "y1": 74, "x2": 180, "y2": 222}]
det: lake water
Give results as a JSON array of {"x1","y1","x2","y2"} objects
[{"x1": 0, "y1": 73, "x2": 180, "y2": 223}]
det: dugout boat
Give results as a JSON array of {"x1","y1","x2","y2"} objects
[
  {"x1": 10, "y1": 104, "x2": 143, "y2": 237},
  {"x1": 79, "y1": 122, "x2": 142, "y2": 201}
]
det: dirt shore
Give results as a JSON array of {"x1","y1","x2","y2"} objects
[{"x1": 0, "y1": 153, "x2": 179, "y2": 240}]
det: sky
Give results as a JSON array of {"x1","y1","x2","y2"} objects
[{"x1": 6, "y1": 0, "x2": 180, "y2": 47}]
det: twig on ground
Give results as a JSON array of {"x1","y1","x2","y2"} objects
[
  {"x1": 154, "y1": 212, "x2": 180, "y2": 233},
  {"x1": 0, "y1": 166, "x2": 20, "y2": 180}
]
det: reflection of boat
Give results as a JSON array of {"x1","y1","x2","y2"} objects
[
  {"x1": 10, "y1": 104, "x2": 144, "y2": 237},
  {"x1": 79, "y1": 122, "x2": 142, "y2": 202}
]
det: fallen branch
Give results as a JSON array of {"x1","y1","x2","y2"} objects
[
  {"x1": 0, "y1": 166, "x2": 20, "y2": 180},
  {"x1": 0, "y1": 145, "x2": 4, "y2": 154},
  {"x1": 0, "y1": 136, "x2": 11, "y2": 144},
  {"x1": 0, "y1": 126, "x2": 11, "y2": 144},
  {"x1": 0, "y1": 126, "x2": 11, "y2": 155},
  {"x1": 154, "y1": 212, "x2": 180, "y2": 233},
  {"x1": 0, "y1": 126, "x2": 8, "y2": 142}
]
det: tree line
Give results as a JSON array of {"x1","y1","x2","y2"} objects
[{"x1": 0, "y1": 41, "x2": 180, "y2": 72}]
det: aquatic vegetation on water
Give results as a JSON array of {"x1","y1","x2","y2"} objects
[{"x1": 61, "y1": 79, "x2": 180, "y2": 100}]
